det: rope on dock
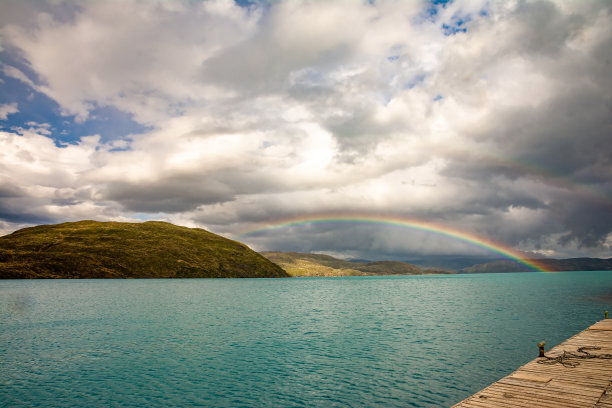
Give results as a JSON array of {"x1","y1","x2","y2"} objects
[{"x1": 537, "y1": 346, "x2": 612, "y2": 368}]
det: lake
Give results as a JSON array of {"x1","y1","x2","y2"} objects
[{"x1": 2, "y1": 271, "x2": 612, "y2": 407}]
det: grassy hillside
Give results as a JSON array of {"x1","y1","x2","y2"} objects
[
  {"x1": 261, "y1": 252, "x2": 366, "y2": 276},
  {"x1": 262, "y1": 252, "x2": 453, "y2": 277},
  {"x1": 0, "y1": 221, "x2": 288, "y2": 279}
]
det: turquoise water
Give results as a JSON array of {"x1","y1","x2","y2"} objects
[{"x1": 1, "y1": 272, "x2": 612, "y2": 407}]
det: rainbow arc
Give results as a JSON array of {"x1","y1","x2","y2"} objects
[{"x1": 236, "y1": 213, "x2": 550, "y2": 272}]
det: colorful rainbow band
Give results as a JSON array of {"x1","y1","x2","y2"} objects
[{"x1": 235, "y1": 214, "x2": 549, "y2": 272}]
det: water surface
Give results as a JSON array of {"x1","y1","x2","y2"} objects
[{"x1": 1, "y1": 271, "x2": 612, "y2": 407}]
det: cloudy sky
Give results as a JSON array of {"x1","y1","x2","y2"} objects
[{"x1": 0, "y1": 0, "x2": 611, "y2": 261}]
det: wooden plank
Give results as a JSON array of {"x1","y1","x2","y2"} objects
[
  {"x1": 462, "y1": 390, "x2": 592, "y2": 408},
  {"x1": 589, "y1": 321, "x2": 612, "y2": 331},
  {"x1": 497, "y1": 378, "x2": 603, "y2": 398},
  {"x1": 489, "y1": 383, "x2": 599, "y2": 404},
  {"x1": 507, "y1": 373, "x2": 551, "y2": 383},
  {"x1": 452, "y1": 319, "x2": 612, "y2": 408}
]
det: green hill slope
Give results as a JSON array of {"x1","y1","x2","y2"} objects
[
  {"x1": 261, "y1": 252, "x2": 366, "y2": 276},
  {"x1": 0, "y1": 221, "x2": 288, "y2": 279},
  {"x1": 262, "y1": 252, "x2": 453, "y2": 277}
]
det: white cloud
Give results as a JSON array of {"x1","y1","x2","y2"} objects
[
  {"x1": 2, "y1": 0, "x2": 260, "y2": 123},
  {"x1": 0, "y1": 102, "x2": 18, "y2": 120}
]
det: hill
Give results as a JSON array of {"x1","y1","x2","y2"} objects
[
  {"x1": 0, "y1": 221, "x2": 288, "y2": 279},
  {"x1": 261, "y1": 252, "x2": 453, "y2": 277},
  {"x1": 459, "y1": 258, "x2": 612, "y2": 273}
]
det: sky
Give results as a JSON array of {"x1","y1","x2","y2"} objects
[{"x1": 0, "y1": 0, "x2": 611, "y2": 262}]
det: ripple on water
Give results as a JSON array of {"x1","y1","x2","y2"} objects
[{"x1": 1, "y1": 272, "x2": 612, "y2": 407}]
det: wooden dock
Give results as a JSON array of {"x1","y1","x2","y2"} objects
[{"x1": 452, "y1": 319, "x2": 612, "y2": 407}]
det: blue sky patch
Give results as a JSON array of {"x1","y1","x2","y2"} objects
[
  {"x1": 0, "y1": 51, "x2": 150, "y2": 146},
  {"x1": 442, "y1": 12, "x2": 471, "y2": 35},
  {"x1": 442, "y1": 23, "x2": 467, "y2": 35},
  {"x1": 406, "y1": 74, "x2": 426, "y2": 89},
  {"x1": 423, "y1": 0, "x2": 453, "y2": 21}
]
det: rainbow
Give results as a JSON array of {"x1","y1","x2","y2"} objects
[{"x1": 236, "y1": 214, "x2": 550, "y2": 272}]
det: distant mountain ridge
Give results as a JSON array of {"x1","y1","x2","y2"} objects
[
  {"x1": 0, "y1": 221, "x2": 288, "y2": 279},
  {"x1": 262, "y1": 252, "x2": 453, "y2": 276},
  {"x1": 396, "y1": 255, "x2": 516, "y2": 271},
  {"x1": 264, "y1": 252, "x2": 612, "y2": 276},
  {"x1": 460, "y1": 258, "x2": 612, "y2": 273}
]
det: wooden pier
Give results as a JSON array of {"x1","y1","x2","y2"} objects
[{"x1": 452, "y1": 318, "x2": 612, "y2": 407}]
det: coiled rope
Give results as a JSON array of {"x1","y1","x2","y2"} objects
[{"x1": 538, "y1": 346, "x2": 612, "y2": 368}]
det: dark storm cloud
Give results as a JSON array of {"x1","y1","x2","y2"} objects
[
  {"x1": 513, "y1": 1, "x2": 587, "y2": 57},
  {"x1": 104, "y1": 177, "x2": 237, "y2": 213},
  {"x1": 0, "y1": 181, "x2": 24, "y2": 198},
  {"x1": 554, "y1": 200, "x2": 612, "y2": 248},
  {"x1": 0, "y1": 182, "x2": 49, "y2": 223}
]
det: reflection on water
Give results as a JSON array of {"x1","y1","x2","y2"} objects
[{"x1": 1, "y1": 293, "x2": 34, "y2": 316}]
